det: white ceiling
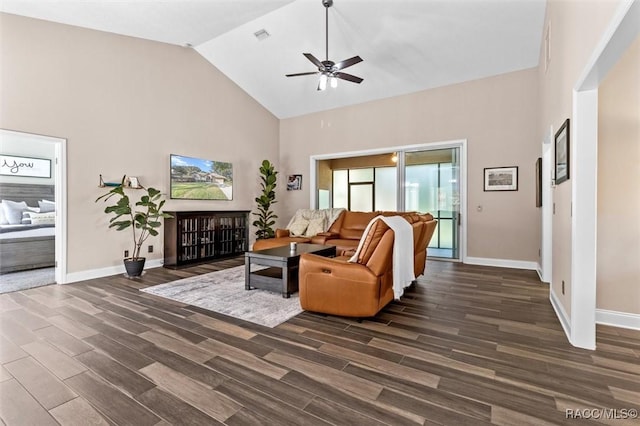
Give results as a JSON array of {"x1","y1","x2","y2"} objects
[{"x1": 1, "y1": 0, "x2": 546, "y2": 119}]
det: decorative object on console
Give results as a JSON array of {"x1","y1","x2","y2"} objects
[
  {"x1": 96, "y1": 176, "x2": 173, "y2": 278},
  {"x1": 555, "y1": 118, "x2": 570, "y2": 185},
  {"x1": 285, "y1": 0, "x2": 363, "y2": 91},
  {"x1": 484, "y1": 166, "x2": 518, "y2": 191},
  {"x1": 0, "y1": 154, "x2": 51, "y2": 178},
  {"x1": 170, "y1": 154, "x2": 233, "y2": 200},
  {"x1": 252, "y1": 159, "x2": 278, "y2": 240},
  {"x1": 287, "y1": 174, "x2": 302, "y2": 191}
]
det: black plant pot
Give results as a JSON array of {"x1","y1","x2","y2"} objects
[{"x1": 124, "y1": 257, "x2": 146, "y2": 277}]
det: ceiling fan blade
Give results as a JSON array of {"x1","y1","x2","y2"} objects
[
  {"x1": 334, "y1": 55, "x2": 363, "y2": 71},
  {"x1": 335, "y1": 72, "x2": 363, "y2": 84},
  {"x1": 285, "y1": 71, "x2": 319, "y2": 77},
  {"x1": 303, "y1": 53, "x2": 324, "y2": 69}
]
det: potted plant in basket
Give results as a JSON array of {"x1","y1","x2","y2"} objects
[{"x1": 96, "y1": 176, "x2": 173, "y2": 277}]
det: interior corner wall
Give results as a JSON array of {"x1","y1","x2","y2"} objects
[
  {"x1": 597, "y1": 35, "x2": 640, "y2": 316},
  {"x1": 280, "y1": 68, "x2": 541, "y2": 264},
  {"x1": 0, "y1": 13, "x2": 280, "y2": 274},
  {"x1": 537, "y1": 0, "x2": 624, "y2": 317}
]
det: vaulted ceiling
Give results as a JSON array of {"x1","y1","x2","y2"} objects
[{"x1": 1, "y1": 0, "x2": 546, "y2": 118}]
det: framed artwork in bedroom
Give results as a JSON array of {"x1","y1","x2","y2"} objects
[{"x1": 0, "y1": 154, "x2": 51, "y2": 178}]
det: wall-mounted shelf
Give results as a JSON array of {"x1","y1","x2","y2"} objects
[{"x1": 99, "y1": 174, "x2": 143, "y2": 189}]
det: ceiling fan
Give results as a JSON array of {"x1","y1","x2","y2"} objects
[{"x1": 286, "y1": 0, "x2": 363, "y2": 91}]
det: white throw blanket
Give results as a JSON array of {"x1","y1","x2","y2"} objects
[{"x1": 349, "y1": 215, "x2": 415, "y2": 300}]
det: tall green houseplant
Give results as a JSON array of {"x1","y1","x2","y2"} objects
[
  {"x1": 96, "y1": 177, "x2": 173, "y2": 276},
  {"x1": 252, "y1": 160, "x2": 278, "y2": 240}
]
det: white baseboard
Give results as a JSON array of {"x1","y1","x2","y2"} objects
[
  {"x1": 63, "y1": 259, "x2": 164, "y2": 284},
  {"x1": 549, "y1": 287, "x2": 572, "y2": 343},
  {"x1": 464, "y1": 256, "x2": 538, "y2": 271},
  {"x1": 596, "y1": 309, "x2": 640, "y2": 331}
]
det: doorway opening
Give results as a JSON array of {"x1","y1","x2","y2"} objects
[
  {"x1": 0, "y1": 129, "x2": 67, "y2": 292},
  {"x1": 310, "y1": 140, "x2": 467, "y2": 261}
]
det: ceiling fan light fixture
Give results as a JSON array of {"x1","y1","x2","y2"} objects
[
  {"x1": 286, "y1": 0, "x2": 363, "y2": 90},
  {"x1": 318, "y1": 73, "x2": 328, "y2": 91}
]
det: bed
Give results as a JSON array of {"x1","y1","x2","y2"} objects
[{"x1": 0, "y1": 183, "x2": 55, "y2": 273}]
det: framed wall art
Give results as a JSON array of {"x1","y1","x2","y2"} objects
[
  {"x1": 0, "y1": 154, "x2": 51, "y2": 178},
  {"x1": 287, "y1": 174, "x2": 302, "y2": 191},
  {"x1": 484, "y1": 166, "x2": 518, "y2": 191},
  {"x1": 535, "y1": 157, "x2": 542, "y2": 207},
  {"x1": 555, "y1": 118, "x2": 570, "y2": 185}
]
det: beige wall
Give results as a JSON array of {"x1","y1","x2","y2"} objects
[
  {"x1": 597, "y1": 35, "x2": 640, "y2": 315},
  {"x1": 281, "y1": 68, "x2": 541, "y2": 263},
  {"x1": 0, "y1": 13, "x2": 279, "y2": 274},
  {"x1": 537, "y1": 0, "x2": 623, "y2": 316}
]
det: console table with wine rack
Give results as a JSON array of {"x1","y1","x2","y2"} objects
[{"x1": 163, "y1": 210, "x2": 249, "y2": 268}]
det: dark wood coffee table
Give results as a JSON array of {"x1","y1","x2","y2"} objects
[{"x1": 245, "y1": 243, "x2": 336, "y2": 298}]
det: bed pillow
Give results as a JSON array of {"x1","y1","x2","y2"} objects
[
  {"x1": 1, "y1": 200, "x2": 27, "y2": 225},
  {"x1": 0, "y1": 202, "x2": 6, "y2": 225},
  {"x1": 38, "y1": 201, "x2": 55, "y2": 213},
  {"x1": 23, "y1": 211, "x2": 55, "y2": 226}
]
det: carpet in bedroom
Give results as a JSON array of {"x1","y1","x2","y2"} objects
[
  {"x1": 141, "y1": 265, "x2": 303, "y2": 328},
  {"x1": 0, "y1": 267, "x2": 55, "y2": 294}
]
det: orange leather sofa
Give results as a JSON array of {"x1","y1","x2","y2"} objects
[
  {"x1": 311, "y1": 210, "x2": 437, "y2": 277},
  {"x1": 253, "y1": 209, "x2": 437, "y2": 278},
  {"x1": 299, "y1": 219, "x2": 396, "y2": 317}
]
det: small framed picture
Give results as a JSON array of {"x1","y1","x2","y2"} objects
[
  {"x1": 555, "y1": 118, "x2": 570, "y2": 185},
  {"x1": 287, "y1": 174, "x2": 302, "y2": 191},
  {"x1": 484, "y1": 166, "x2": 518, "y2": 191}
]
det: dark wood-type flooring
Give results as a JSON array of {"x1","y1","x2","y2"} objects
[{"x1": 1, "y1": 258, "x2": 639, "y2": 425}]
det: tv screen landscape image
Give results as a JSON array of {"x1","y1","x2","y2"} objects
[{"x1": 170, "y1": 154, "x2": 233, "y2": 200}]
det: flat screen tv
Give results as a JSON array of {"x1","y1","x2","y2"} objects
[{"x1": 170, "y1": 154, "x2": 233, "y2": 200}]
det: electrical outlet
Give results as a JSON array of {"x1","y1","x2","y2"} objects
[
  {"x1": 562, "y1": 280, "x2": 565, "y2": 295},
  {"x1": 124, "y1": 250, "x2": 129, "y2": 258},
  {"x1": 148, "y1": 245, "x2": 153, "y2": 253}
]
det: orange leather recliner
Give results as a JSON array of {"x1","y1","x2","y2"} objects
[{"x1": 298, "y1": 219, "x2": 396, "y2": 317}]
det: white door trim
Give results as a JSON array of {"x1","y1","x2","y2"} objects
[
  {"x1": 0, "y1": 129, "x2": 67, "y2": 284},
  {"x1": 568, "y1": 0, "x2": 639, "y2": 349}
]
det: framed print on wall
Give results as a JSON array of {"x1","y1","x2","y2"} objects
[
  {"x1": 555, "y1": 118, "x2": 570, "y2": 185},
  {"x1": 0, "y1": 154, "x2": 51, "y2": 178},
  {"x1": 484, "y1": 166, "x2": 518, "y2": 191},
  {"x1": 535, "y1": 157, "x2": 543, "y2": 207},
  {"x1": 287, "y1": 174, "x2": 302, "y2": 190}
]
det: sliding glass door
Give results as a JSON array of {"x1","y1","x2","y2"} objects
[{"x1": 405, "y1": 148, "x2": 460, "y2": 259}]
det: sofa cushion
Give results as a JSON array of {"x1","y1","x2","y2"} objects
[
  {"x1": 305, "y1": 217, "x2": 325, "y2": 237},
  {"x1": 288, "y1": 218, "x2": 309, "y2": 236}
]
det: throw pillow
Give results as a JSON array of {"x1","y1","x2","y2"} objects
[
  {"x1": 305, "y1": 217, "x2": 326, "y2": 237},
  {"x1": 0, "y1": 202, "x2": 6, "y2": 225},
  {"x1": 288, "y1": 218, "x2": 309, "y2": 236},
  {"x1": 24, "y1": 211, "x2": 55, "y2": 226},
  {"x1": 38, "y1": 200, "x2": 55, "y2": 213},
  {"x1": 1, "y1": 200, "x2": 27, "y2": 225}
]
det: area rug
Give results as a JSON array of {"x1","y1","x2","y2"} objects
[
  {"x1": 140, "y1": 265, "x2": 303, "y2": 328},
  {"x1": 0, "y1": 267, "x2": 55, "y2": 294}
]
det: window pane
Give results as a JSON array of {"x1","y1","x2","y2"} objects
[
  {"x1": 374, "y1": 167, "x2": 397, "y2": 211},
  {"x1": 318, "y1": 189, "x2": 330, "y2": 209},
  {"x1": 349, "y1": 168, "x2": 373, "y2": 183},
  {"x1": 332, "y1": 170, "x2": 348, "y2": 209},
  {"x1": 350, "y1": 184, "x2": 373, "y2": 212},
  {"x1": 405, "y1": 164, "x2": 438, "y2": 213},
  {"x1": 438, "y1": 219, "x2": 453, "y2": 249}
]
